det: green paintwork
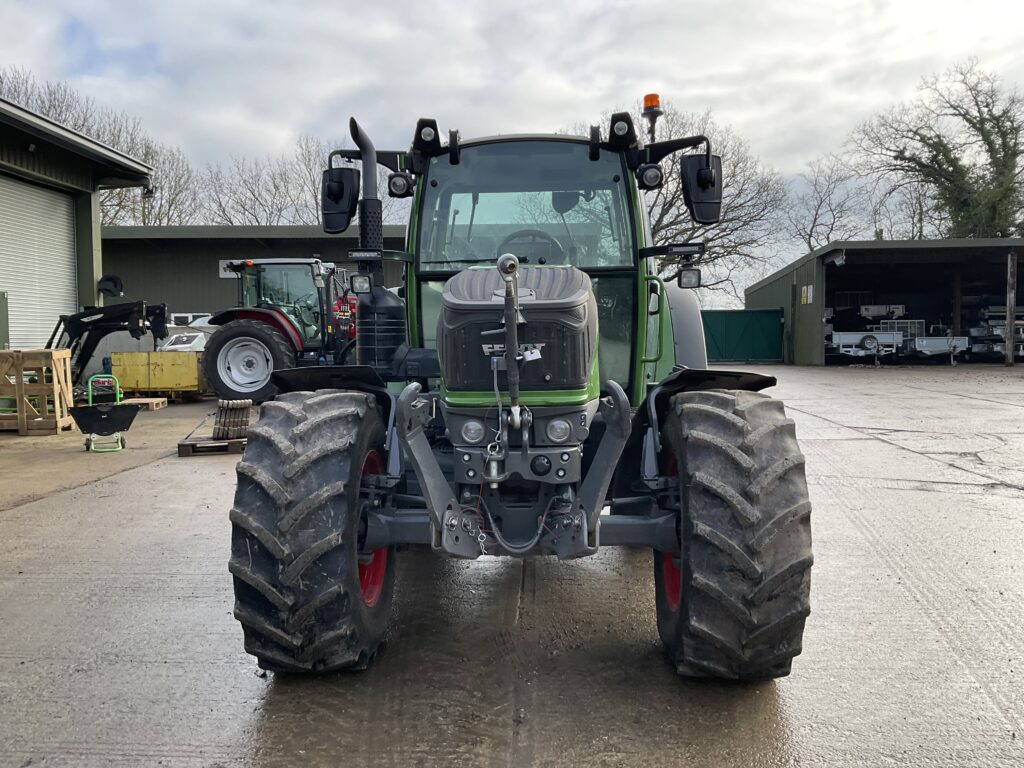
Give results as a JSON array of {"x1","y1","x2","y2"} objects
[{"x1": 441, "y1": 387, "x2": 597, "y2": 408}]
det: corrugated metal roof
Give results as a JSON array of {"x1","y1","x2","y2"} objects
[
  {"x1": 746, "y1": 238, "x2": 1024, "y2": 296},
  {"x1": 0, "y1": 96, "x2": 152, "y2": 188}
]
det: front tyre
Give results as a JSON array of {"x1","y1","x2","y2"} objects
[
  {"x1": 655, "y1": 389, "x2": 813, "y2": 680},
  {"x1": 229, "y1": 391, "x2": 395, "y2": 673},
  {"x1": 202, "y1": 319, "x2": 294, "y2": 403}
]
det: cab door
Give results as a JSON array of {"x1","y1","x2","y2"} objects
[{"x1": 257, "y1": 264, "x2": 323, "y2": 348}]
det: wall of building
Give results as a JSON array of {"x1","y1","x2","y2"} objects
[
  {"x1": 102, "y1": 234, "x2": 407, "y2": 316},
  {"x1": 745, "y1": 256, "x2": 825, "y2": 365},
  {"x1": 0, "y1": 122, "x2": 94, "y2": 193}
]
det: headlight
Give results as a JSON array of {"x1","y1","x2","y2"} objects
[
  {"x1": 546, "y1": 418, "x2": 572, "y2": 443},
  {"x1": 677, "y1": 268, "x2": 701, "y2": 289},
  {"x1": 387, "y1": 171, "x2": 414, "y2": 199},
  {"x1": 461, "y1": 419, "x2": 486, "y2": 444},
  {"x1": 637, "y1": 163, "x2": 664, "y2": 190}
]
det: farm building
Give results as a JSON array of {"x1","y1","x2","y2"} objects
[
  {"x1": 0, "y1": 96, "x2": 151, "y2": 348},
  {"x1": 101, "y1": 224, "x2": 408, "y2": 322},
  {"x1": 745, "y1": 239, "x2": 1022, "y2": 365}
]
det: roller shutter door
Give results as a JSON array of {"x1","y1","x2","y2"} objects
[{"x1": 0, "y1": 174, "x2": 78, "y2": 348}]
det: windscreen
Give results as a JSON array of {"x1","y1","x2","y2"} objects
[{"x1": 418, "y1": 141, "x2": 633, "y2": 269}]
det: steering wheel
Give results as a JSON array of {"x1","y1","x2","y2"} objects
[
  {"x1": 497, "y1": 229, "x2": 565, "y2": 264},
  {"x1": 292, "y1": 292, "x2": 319, "y2": 329}
]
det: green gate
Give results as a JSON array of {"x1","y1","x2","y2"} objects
[{"x1": 701, "y1": 309, "x2": 783, "y2": 363}]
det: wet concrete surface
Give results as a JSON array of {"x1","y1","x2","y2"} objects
[{"x1": 1, "y1": 365, "x2": 1023, "y2": 766}]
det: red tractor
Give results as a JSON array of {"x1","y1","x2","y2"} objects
[{"x1": 202, "y1": 259, "x2": 357, "y2": 401}]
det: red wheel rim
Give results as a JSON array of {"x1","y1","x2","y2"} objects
[
  {"x1": 358, "y1": 450, "x2": 387, "y2": 608},
  {"x1": 661, "y1": 453, "x2": 682, "y2": 612}
]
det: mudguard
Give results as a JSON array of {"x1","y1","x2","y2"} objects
[
  {"x1": 207, "y1": 308, "x2": 302, "y2": 352},
  {"x1": 664, "y1": 281, "x2": 708, "y2": 370},
  {"x1": 611, "y1": 366, "x2": 778, "y2": 503}
]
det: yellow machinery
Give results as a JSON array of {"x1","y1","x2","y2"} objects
[{"x1": 111, "y1": 351, "x2": 204, "y2": 396}]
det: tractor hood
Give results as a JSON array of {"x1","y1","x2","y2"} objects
[{"x1": 438, "y1": 265, "x2": 598, "y2": 394}]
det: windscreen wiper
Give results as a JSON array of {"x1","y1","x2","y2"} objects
[
  {"x1": 467, "y1": 192, "x2": 480, "y2": 242},
  {"x1": 558, "y1": 212, "x2": 580, "y2": 255},
  {"x1": 446, "y1": 208, "x2": 461, "y2": 246}
]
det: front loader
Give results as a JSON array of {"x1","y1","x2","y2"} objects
[{"x1": 228, "y1": 95, "x2": 813, "y2": 680}]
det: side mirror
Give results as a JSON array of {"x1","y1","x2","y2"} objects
[
  {"x1": 680, "y1": 154, "x2": 723, "y2": 224},
  {"x1": 321, "y1": 166, "x2": 360, "y2": 234}
]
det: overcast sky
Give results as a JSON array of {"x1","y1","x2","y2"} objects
[{"x1": 5, "y1": 0, "x2": 1024, "y2": 176}]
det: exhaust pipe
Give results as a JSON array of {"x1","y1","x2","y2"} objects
[{"x1": 349, "y1": 117, "x2": 383, "y2": 252}]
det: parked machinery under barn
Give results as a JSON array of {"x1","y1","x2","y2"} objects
[
  {"x1": 968, "y1": 305, "x2": 1024, "y2": 360},
  {"x1": 824, "y1": 302, "x2": 974, "y2": 363}
]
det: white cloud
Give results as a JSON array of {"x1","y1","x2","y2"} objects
[{"x1": 6, "y1": 0, "x2": 1024, "y2": 174}]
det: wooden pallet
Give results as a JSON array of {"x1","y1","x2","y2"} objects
[
  {"x1": 177, "y1": 436, "x2": 247, "y2": 457},
  {"x1": 123, "y1": 389, "x2": 203, "y2": 404},
  {"x1": 121, "y1": 397, "x2": 167, "y2": 411}
]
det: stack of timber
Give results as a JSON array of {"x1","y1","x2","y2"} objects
[{"x1": 0, "y1": 349, "x2": 75, "y2": 436}]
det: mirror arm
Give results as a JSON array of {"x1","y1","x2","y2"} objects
[
  {"x1": 644, "y1": 135, "x2": 712, "y2": 166},
  {"x1": 328, "y1": 148, "x2": 406, "y2": 174}
]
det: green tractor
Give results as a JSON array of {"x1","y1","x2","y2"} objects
[{"x1": 228, "y1": 97, "x2": 813, "y2": 680}]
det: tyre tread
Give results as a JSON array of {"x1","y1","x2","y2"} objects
[
  {"x1": 658, "y1": 388, "x2": 813, "y2": 681},
  {"x1": 228, "y1": 390, "x2": 391, "y2": 673}
]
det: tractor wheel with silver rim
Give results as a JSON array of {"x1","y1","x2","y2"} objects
[
  {"x1": 654, "y1": 389, "x2": 813, "y2": 680},
  {"x1": 202, "y1": 319, "x2": 294, "y2": 403},
  {"x1": 229, "y1": 390, "x2": 396, "y2": 673}
]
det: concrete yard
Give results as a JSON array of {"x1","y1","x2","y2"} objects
[{"x1": 1, "y1": 366, "x2": 1023, "y2": 767}]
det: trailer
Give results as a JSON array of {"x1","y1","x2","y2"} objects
[
  {"x1": 828, "y1": 331, "x2": 903, "y2": 357},
  {"x1": 909, "y1": 336, "x2": 969, "y2": 356}
]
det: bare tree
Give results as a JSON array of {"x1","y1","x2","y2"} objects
[
  {"x1": 203, "y1": 154, "x2": 300, "y2": 225},
  {"x1": 863, "y1": 179, "x2": 946, "y2": 240},
  {"x1": 204, "y1": 134, "x2": 411, "y2": 227},
  {"x1": 851, "y1": 59, "x2": 1024, "y2": 238},
  {"x1": 290, "y1": 133, "x2": 331, "y2": 225},
  {"x1": 0, "y1": 66, "x2": 100, "y2": 130},
  {"x1": 787, "y1": 154, "x2": 870, "y2": 250},
  {"x1": 0, "y1": 66, "x2": 201, "y2": 225}
]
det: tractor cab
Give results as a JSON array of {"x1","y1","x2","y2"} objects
[
  {"x1": 228, "y1": 258, "x2": 329, "y2": 348},
  {"x1": 413, "y1": 139, "x2": 640, "y2": 391}
]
